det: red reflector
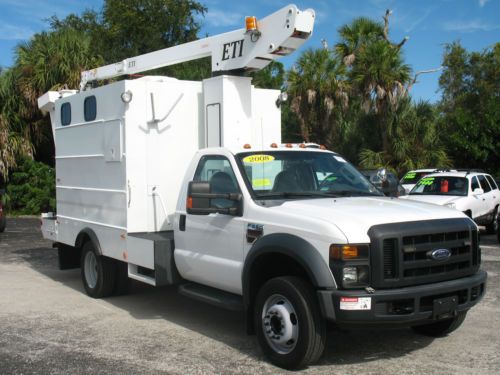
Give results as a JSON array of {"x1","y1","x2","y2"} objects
[{"x1": 340, "y1": 297, "x2": 358, "y2": 302}]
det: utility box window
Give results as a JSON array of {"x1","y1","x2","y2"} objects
[
  {"x1": 84, "y1": 96, "x2": 97, "y2": 122},
  {"x1": 61, "y1": 103, "x2": 71, "y2": 126}
]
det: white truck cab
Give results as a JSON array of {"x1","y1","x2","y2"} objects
[{"x1": 38, "y1": 4, "x2": 486, "y2": 370}]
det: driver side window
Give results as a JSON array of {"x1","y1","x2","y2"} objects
[{"x1": 194, "y1": 156, "x2": 240, "y2": 209}]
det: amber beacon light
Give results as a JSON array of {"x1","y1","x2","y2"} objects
[{"x1": 245, "y1": 16, "x2": 258, "y2": 32}]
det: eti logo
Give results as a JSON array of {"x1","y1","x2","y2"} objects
[{"x1": 222, "y1": 39, "x2": 244, "y2": 61}]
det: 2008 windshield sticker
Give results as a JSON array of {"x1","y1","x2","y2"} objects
[
  {"x1": 243, "y1": 154, "x2": 275, "y2": 163},
  {"x1": 418, "y1": 177, "x2": 435, "y2": 186},
  {"x1": 404, "y1": 172, "x2": 416, "y2": 180}
]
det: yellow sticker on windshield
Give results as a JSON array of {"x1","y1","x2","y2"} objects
[
  {"x1": 243, "y1": 154, "x2": 275, "y2": 163},
  {"x1": 252, "y1": 178, "x2": 271, "y2": 187}
]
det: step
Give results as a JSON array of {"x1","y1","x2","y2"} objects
[{"x1": 178, "y1": 283, "x2": 244, "y2": 311}]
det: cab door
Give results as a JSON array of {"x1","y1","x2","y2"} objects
[{"x1": 174, "y1": 155, "x2": 245, "y2": 294}]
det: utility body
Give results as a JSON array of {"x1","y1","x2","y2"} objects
[{"x1": 38, "y1": 4, "x2": 486, "y2": 369}]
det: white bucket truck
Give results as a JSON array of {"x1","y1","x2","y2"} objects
[{"x1": 38, "y1": 4, "x2": 486, "y2": 369}]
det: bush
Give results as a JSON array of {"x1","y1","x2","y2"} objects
[{"x1": 6, "y1": 157, "x2": 55, "y2": 215}]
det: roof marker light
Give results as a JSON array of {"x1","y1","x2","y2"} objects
[
  {"x1": 299, "y1": 143, "x2": 306, "y2": 148},
  {"x1": 243, "y1": 143, "x2": 252, "y2": 149},
  {"x1": 270, "y1": 143, "x2": 278, "y2": 148},
  {"x1": 285, "y1": 143, "x2": 293, "y2": 148}
]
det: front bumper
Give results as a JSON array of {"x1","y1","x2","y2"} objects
[{"x1": 317, "y1": 270, "x2": 487, "y2": 326}]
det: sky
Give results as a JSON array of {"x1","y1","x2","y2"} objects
[{"x1": 0, "y1": 0, "x2": 498, "y2": 102}]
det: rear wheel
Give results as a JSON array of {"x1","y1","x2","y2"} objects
[
  {"x1": 254, "y1": 276, "x2": 326, "y2": 370},
  {"x1": 411, "y1": 311, "x2": 467, "y2": 337},
  {"x1": 485, "y1": 207, "x2": 498, "y2": 234},
  {"x1": 80, "y1": 241, "x2": 116, "y2": 298}
]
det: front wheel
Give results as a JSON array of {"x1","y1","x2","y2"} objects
[
  {"x1": 254, "y1": 276, "x2": 326, "y2": 370},
  {"x1": 411, "y1": 311, "x2": 467, "y2": 337}
]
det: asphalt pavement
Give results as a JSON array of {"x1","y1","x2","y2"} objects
[{"x1": 1, "y1": 218, "x2": 499, "y2": 374}]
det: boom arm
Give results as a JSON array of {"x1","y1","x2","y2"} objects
[{"x1": 80, "y1": 4, "x2": 315, "y2": 90}]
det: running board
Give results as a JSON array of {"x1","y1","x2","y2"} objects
[{"x1": 178, "y1": 283, "x2": 244, "y2": 311}]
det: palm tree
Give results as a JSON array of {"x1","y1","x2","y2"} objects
[
  {"x1": 335, "y1": 17, "x2": 385, "y2": 66},
  {"x1": 359, "y1": 98, "x2": 451, "y2": 174},
  {"x1": 0, "y1": 28, "x2": 103, "y2": 177},
  {"x1": 0, "y1": 69, "x2": 33, "y2": 178},
  {"x1": 287, "y1": 48, "x2": 349, "y2": 147},
  {"x1": 336, "y1": 12, "x2": 412, "y2": 156}
]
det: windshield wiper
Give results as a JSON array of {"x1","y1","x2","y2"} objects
[
  {"x1": 334, "y1": 190, "x2": 382, "y2": 197},
  {"x1": 256, "y1": 191, "x2": 338, "y2": 199}
]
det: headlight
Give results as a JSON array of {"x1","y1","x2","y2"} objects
[
  {"x1": 342, "y1": 266, "x2": 369, "y2": 287},
  {"x1": 445, "y1": 202, "x2": 456, "y2": 209},
  {"x1": 330, "y1": 244, "x2": 370, "y2": 288}
]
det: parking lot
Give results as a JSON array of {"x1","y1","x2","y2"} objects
[{"x1": 0, "y1": 218, "x2": 499, "y2": 374}]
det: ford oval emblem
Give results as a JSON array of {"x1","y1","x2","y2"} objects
[{"x1": 430, "y1": 248, "x2": 451, "y2": 261}]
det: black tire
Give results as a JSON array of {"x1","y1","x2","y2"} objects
[
  {"x1": 80, "y1": 241, "x2": 116, "y2": 298},
  {"x1": 0, "y1": 215, "x2": 5, "y2": 233},
  {"x1": 485, "y1": 207, "x2": 498, "y2": 235},
  {"x1": 254, "y1": 276, "x2": 326, "y2": 370},
  {"x1": 411, "y1": 311, "x2": 467, "y2": 337}
]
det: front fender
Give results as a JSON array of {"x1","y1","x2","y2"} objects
[{"x1": 242, "y1": 233, "x2": 336, "y2": 306}]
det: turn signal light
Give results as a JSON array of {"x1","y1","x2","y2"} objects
[
  {"x1": 330, "y1": 244, "x2": 369, "y2": 260},
  {"x1": 187, "y1": 196, "x2": 193, "y2": 209}
]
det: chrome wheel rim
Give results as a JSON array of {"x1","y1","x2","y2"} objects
[
  {"x1": 84, "y1": 251, "x2": 98, "y2": 289},
  {"x1": 261, "y1": 294, "x2": 299, "y2": 354}
]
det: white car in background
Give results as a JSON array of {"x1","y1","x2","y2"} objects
[
  {"x1": 399, "y1": 169, "x2": 439, "y2": 194},
  {"x1": 401, "y1": 171, "x2": 500, "y2": 234}
]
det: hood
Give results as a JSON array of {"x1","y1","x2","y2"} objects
[
  {"x1": 268, "y1": 197, "x2": 466, "y2": 243},
  {"x1": 400, "y1": 194, "x2": 461, "y2": 206}
]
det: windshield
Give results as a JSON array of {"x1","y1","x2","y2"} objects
[
  {"x1": 400, "y1": 171, "x2": 433, "y2": 184},
  {"x1": 409, "y1": 176, "x2": 468, "y2": 196},
  {"x1": 236, "y1": 151, "x2": 381, "y2": 199}
]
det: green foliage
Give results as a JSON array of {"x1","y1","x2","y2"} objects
[
  {"x1": 250, "y1": 61, "x2": 285, "y2": 89},
  {"x1": 359, "y1": 98, "x2": 451, "y2": 175},
  {"x1": 287, "y1": 48, "x2": 349, "y2": 146},
  {"x1": 6, "y1": 158, "x2": 55, "y2": 215},
  {"x1": 438, "y1": 42, "x2": 500, "y2": 175},
  {"x1": 49, "y1": 0, "x2": 210, "y2": 80}
]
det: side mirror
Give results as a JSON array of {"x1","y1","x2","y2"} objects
[
  {"x1": 187, "y1": 181, "x2": 242, "y2": 216},
  {"x1": 472, "y1": 188, "x2": 484, "y2": 196},
  {"x1": 377, "y1": 168, "x2": 387, "y2": 182}
]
